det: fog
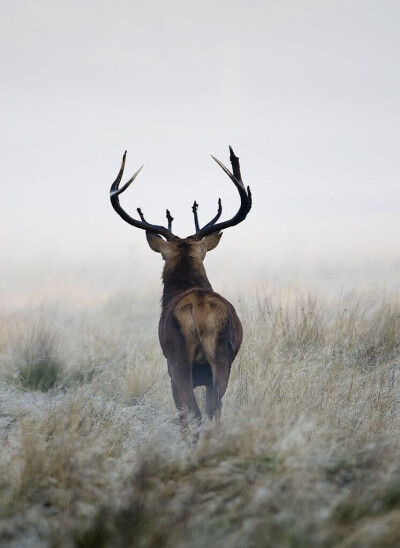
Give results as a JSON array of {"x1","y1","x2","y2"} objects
[{"x1": 1, "y1": 1, "x2": 400, "y2": 309}]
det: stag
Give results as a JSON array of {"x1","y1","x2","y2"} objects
[{"x1": 110, "y1": 147, "x2": 252, "y2": 427}]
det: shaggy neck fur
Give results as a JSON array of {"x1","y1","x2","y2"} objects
[{"x1": 161, "y1": 245, "x2": 212, "y2": 308}]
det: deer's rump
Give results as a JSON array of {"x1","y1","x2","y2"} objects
[{"x1": 159, "y1": 289, "x2": 243, "y2": 387}]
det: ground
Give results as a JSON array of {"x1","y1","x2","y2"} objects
[{"x1": 0, "y1": 287, "x2": 400, "y2": 547}]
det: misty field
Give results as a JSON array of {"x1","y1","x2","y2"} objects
[{"x1": 1, "y1": 286, "x2": 400, "y2": 547}]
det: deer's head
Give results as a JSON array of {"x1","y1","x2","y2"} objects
[{"x1": 110, "y1": 146, "x2": 252, "y2": 273}]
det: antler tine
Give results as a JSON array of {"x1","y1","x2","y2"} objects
[
  {"x1": 210, "y1": 147, "x2": 245, "y2": 191},
  {"x1": 110, "y1": 158, "x2": 144, "y2": 198},
  {"x1": 229, "y1": 145, "x2": 242, "y2": 181},
  {"x1": 191, "y1": 147, "x2": 252, "y2": 239},
  {"x1": 166, "y1": 209, "x2": 174, "y2": 231},
  {"x1": 110, "y1": 151, "x2": 175, "y2": 241},
  {"x1": 138, "y1": 206, "x2": 175, "y2": 232},
  {"x1": 202, "y1": 197, "x2": 222, "y2": 230},
  {"x1": 192, "y1": 201, "x2": 200, "y2": 232},
  {"x1": 137, "y1": 208, "x2": 147, "y2": 222},
  {"x1": 247, "y1": 187, "x2": 252, "y2": 213}
]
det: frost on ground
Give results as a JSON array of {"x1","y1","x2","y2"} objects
[{"x1": 1, "y1": 288, "x2": 400, "y2": 547}]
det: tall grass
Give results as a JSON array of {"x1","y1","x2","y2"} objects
[
  {"x1": 2, "y1": 307, "x2": 65, "y2": 391},
  {"x1": 0, "y1": 287, "x2": 400, "y2": 547}
]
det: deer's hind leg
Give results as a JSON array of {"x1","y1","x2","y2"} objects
[
  {"x1": 170, "y1": 379, "x2": 187, "y2": 426},
  {"x1": 168, "y1": 357, "x2": 202, "y2": 426},
  {"x1": 209, "y1": 359, "x2": 231, "y2": 420},
  {"x1": 205, "y1": 383, "x2": 214, "y2": 420},
  {"x1": 202, "y1": 337, "x2": 233, "y2": 421}
]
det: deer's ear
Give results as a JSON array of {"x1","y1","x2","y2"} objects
[
  {"x1": 146, "y1": 232, "x2": 167, "y2": 253},
  {"x1": 203, "y1": 232, "x2": 222, "y2": 252}
]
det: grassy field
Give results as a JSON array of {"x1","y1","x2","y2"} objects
[{"x1": 1, "y1": 286, "x2": 400, "y2": 547}]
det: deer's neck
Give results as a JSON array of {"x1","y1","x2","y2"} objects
[{"x1": 161, "y1": 255, "x2": 212, "y2": 308}]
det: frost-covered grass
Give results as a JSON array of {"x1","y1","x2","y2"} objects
[{"x1": 1, "y1": 287, "x2": 400, "y2": 547}]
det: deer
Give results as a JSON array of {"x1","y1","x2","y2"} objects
[{"x1": 110, "y1": 146, "x2": 252, "y2": 429}]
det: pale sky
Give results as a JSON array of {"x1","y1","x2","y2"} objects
[{"x1": 1, "y1": 1, "x2": 400, "y2": 302}]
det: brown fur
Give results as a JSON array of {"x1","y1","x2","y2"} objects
[{"x1": 148, "y1": 234, "x2": 243, "y2": 425}]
